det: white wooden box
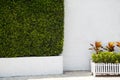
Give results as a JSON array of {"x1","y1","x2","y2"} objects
[{"x1": 91, "y1": 61, "x2": 120, "y2": 76}]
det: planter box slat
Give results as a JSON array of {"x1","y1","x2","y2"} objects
[{"x1": 91, "y1": 62, "x2": 120, "y2": 76}]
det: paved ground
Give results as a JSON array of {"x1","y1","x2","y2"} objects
[{"x1": 0, "y1": 71, "x2": 120, "y2": 80}]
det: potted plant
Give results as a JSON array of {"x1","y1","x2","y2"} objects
[
  {"x1": 90, "y1": 41, "x2": 120, "y2": 76},
  {"x1": 0, "y1": 0, "x2": 64, "y2": 77}
]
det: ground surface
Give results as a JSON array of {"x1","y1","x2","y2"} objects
[{"x1": 0, "y1": 71, "x2": 120, "y2": 80}]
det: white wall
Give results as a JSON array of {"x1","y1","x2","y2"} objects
[
  {"x1": 0, "y1": 56, "x2": 63, "y2": 77},
  {"x1": 63, "y1": 0, "x2": 120, "y2": 71}
]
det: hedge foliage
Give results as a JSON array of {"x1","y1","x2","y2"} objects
[
  {"x1": 92, "y1": 52, "x2": 120, "y2": 63},
  {"x1": 0, "y1": 0, "x2": 64, "y2": 57}
]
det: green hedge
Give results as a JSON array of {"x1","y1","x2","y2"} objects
[
  {"x1": 92, "y1": 52, "x2": 120, "y2": 63},
  {"x1": 0, "y1": 0, "x2": 64, "y2": 57}
]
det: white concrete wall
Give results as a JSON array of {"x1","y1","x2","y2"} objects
[
  {"x1": 0, "y1": 56, "x2": 63, "y2": 77},
  {"x1": 63, "y1": 0, "x2": 120, "y2": 71}
]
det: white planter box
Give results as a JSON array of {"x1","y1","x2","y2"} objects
[
  {"x1": 91, "y1": 61, "x2": 120, "y2": 76},
  {"x1": 0, "y1": 56, "x2": 63, "y2": 77}
]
